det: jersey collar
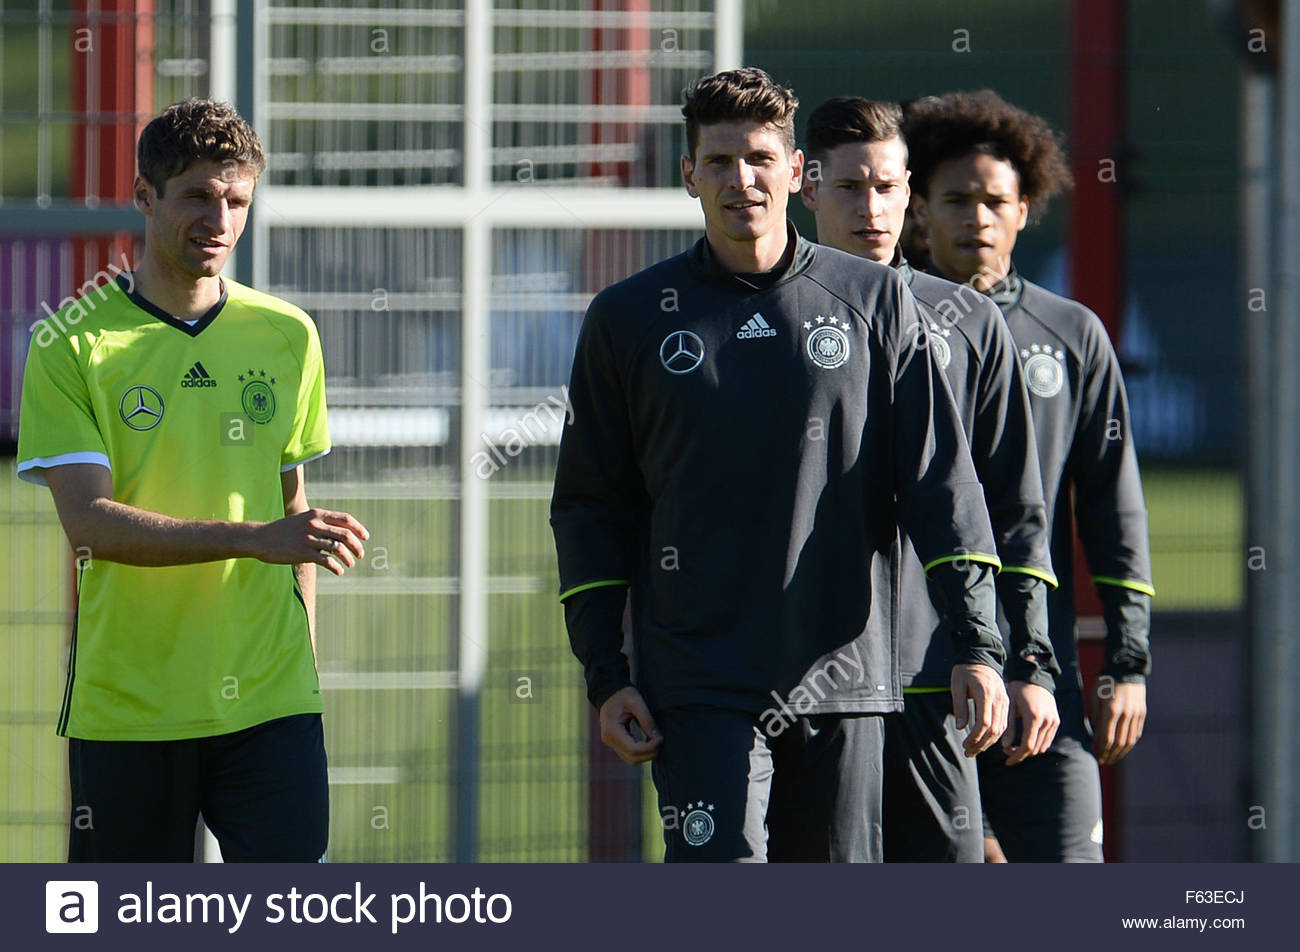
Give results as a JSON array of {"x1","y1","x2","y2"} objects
[
  {"x1": 927, "y1": 260, "x2": 1025, "y2": 310},
  {"x1": 689, "y1": 220, "x2": 816, "y2": 289},
  {"x1": 896, "y1": 256, "x2": 916, "y2": 287},
  {"x1": 115, "y1": 272, "x2": 228, "y2": 337},
  {"x1": 984, "y1": 265, "x2": 1025, "y2": 310}
]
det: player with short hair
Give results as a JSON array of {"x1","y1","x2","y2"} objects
[
  {"x1": 551, "y1": 68, "x2": 1009, "y2": 863},
  {"x1": 17, "y1": 98, "x2": 368, "y2": 862},
  {"x1": 902, "y1": 89, "x2": 1154, "y2": 862},
  {"x1": 800, "y1": 96, "x2": 1060, "y2": 862}
]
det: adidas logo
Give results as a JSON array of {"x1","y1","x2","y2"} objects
[
  {"x1": 736, "y1": 312, "x2": 777, "y2": 339},
  {"x1": 180, "y1": 361, "x2": 218, "y2": 388}
]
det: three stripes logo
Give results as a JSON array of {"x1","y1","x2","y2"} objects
[
  {"x1": 180, "y1": 361, "x2": 218, "y2": 389},
  {"x1": 736, "y1": 312, "x2": 777, "y2": 340}
]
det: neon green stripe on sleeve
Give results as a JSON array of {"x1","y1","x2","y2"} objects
[
  {"x1": 903, "y1": 686, "x2": 951, "y2": 695},
  {"x1": 1092, "y1": 576, "x2": 1155, "y2": 597},
  {"x1": 922, "y1": 552, "x2": 1002, "y2": 576},
  {"x1": 558, "y1": 578, "x2": 631, "y2": 601},
  {"x1": 999, "y1": 565, "x2": 1060, "y2": 589}
]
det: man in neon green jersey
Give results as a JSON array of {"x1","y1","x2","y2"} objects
[{"x1": 17, "y1": 99, "x2": 368, "y2": 861}]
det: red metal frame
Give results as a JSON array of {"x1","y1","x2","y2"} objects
[
  {"x1": 1069, "y1": 0, "x2": 1126, "y2": 862},
  {"x1": 70, "y1": 0, "x2": 152, "y2": 282}
]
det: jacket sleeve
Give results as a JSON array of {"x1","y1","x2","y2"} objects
[
  {"x1": 887, "y1": 280, "x2": 1004, "y2": 671},
  {"x1": 549, "y1": 295, "x2": 645, "y2": 704},
  {"x1": 1069, "y1": 315, "x2": 1154, "y2": 682},
  {"x1": 930, "y1": 561, "x2": 1004, "y2": 672},
  {"x1": 969, "y1": 306, "x2": 1058, "y2": 686},
  {"x1": 996, "y1": 573, "x2": 1059, "y2": 690},
  {"x1": 564, "y1": 585, "x2": 633, "y2": 709}
]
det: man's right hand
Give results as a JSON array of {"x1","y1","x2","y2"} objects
[
  {"x1": 254, "y1": 508, "x2": 369, "y2": 576},
  {"x1": 598, "y1": 686, "x2": 663, "y2": 765},
  {"x1": 951, "y1": 663, "x2": 1009, "y2": 757}
]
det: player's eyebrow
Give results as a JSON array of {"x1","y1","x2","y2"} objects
[
  {"x1": 698, "y1": 147, "x2": 779, "y2": 163},
  {"x1": 181, "y1": 183, "x2": 252, "y2": 201}
]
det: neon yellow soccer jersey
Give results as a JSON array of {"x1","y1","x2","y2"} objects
[{"x1": 17, "y1": 274, "x2": 331, "y2": 740}]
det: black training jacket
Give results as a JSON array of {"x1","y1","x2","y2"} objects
[
  {"x1": 888, "y1": 261, "x2": 1059, "y2": 691},
  {"x1": 551, "y1": 227, "x2": 1002, "y2": 716},
  {"x1": 983, "y1": 269, "x2": 1154, "y2": 692}
]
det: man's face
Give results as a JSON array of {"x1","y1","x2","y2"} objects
[
  {"x1": 913, "y1": 151, "x2": 1028, "y2": 286},
  {"x1": 682, "y1": 121, "x2": 803, "y2": 248},
  {"x1": 801, "y1": 137, "x2": 910, "y2": 264},
  {"x1": 135, "y1": 158, "x2": 256, "y2": 280}
]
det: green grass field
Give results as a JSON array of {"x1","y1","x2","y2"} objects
[{"x1": 0, "y1": 463, "x2": 1242, "y2": 861}]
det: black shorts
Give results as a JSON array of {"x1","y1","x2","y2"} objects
[
  {"x1": 68, "y1": 712, "x2": 328, "y2": 862},
  {"x1": 882, "y1": 691, "x2": 983, "y2": 862},
  {"x1": 649, "y1": 706, "x2": 884, "y2": 863},
  {"x1": 977, "y1": 691, "x2": 1103, "y2": 862}
]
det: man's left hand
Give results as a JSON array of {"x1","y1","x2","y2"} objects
[{"x1": 1002, "y1": 681, "x2": 1059, "y2": 764}]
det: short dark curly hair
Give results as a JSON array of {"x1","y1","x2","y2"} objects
[
  {"x1": 137, "y1": 98, "x2": 266, "y2": 195},
  {"x1": 902, "y1": 90, "x2": 1072, "y2": 215},
  {"x1": 682, "y1": 67, "x2": 799, "y2": 160}
]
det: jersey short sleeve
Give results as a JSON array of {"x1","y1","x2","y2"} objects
[
  {"x1": 16, "y1": 328, "x2": 109, "y2": 486},
  {"x1": 280, "y1": 317, "x2": 331, "y2": 470}
]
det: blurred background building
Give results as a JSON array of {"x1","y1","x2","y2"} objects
[{"x1": 0, "y1": 0, "x2": 1285, "y2": 862}]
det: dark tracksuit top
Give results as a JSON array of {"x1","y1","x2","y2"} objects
[
  {"x1": 805, "y1": 259, "x2": 1057, "y2": 713},
  {"x1": 893, "y1": 261, "x2": 1058, "y2": 692},
  {"x1": 551, "y1": 227, "x2": 1004, "y2": 718},
  {"x1": 976, "y1": 269, "x2": 1154, "y2": 701}
]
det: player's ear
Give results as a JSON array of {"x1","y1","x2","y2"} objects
[
  {"x1": 800, "y1": 177, "x2": 818, "y2": 211},
  {"x1": 133, "y1": 175, "x2": 155, "y2": 215},
  {"x1": 910, "y1": 193, "x2": 929, "y2": 228},
  {"x1": 681, "y1": 153, "x2": 699, "y2": 198},
  {"x1": 788, "y1": 147, "x2": 804, "y2": 193},
  {"x1": 903, "y1": 168, "x2": 912, "y2": 204},
  {"x1": 1015, "y1": 196, "x2": 1029, "y2": 232}
]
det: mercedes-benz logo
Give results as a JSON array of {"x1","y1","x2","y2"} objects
[
  {"x1": 119, "y1": 384, "x2": 165, "y2": 431},
  {"x1": 659, "y1": 330, "x2": 706, "y2": 375}
]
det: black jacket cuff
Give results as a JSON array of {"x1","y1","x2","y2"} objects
[
  {"x1": 1003, "y1": 658, "x2": 1058, "y2": 692},
  {"x1": 995, "y1": 573, "x2": 1059, "y2": 689},
  {"x1": 1096, "y1": 582, "x2": 1152, "y2": 681}
]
